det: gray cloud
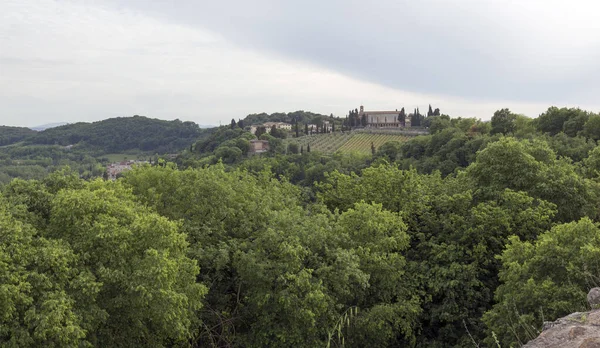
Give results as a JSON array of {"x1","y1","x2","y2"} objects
[
  {"x1": 102, "y1": 0, "x2": 600, "y2": 104},
  {"x1": 2, "y1": 0, "x2": 600, "y2": 127}
]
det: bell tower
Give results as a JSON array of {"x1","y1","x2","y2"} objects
[{"x1": 359, "y1": 105, "x2": 364, "y2": 114}]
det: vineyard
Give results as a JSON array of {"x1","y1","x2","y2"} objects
[
  {"x1": 285, "y1": 132, "x2": 412, "y2": 154},
  {"x1": 337, "y1": 133, "x2": 411, "y2": 154}
]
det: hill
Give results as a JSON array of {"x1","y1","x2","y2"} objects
[
  {"x1": 28, "y1": 115, "x2": 206, "y2": 153},
  {"x1": 0, "y1": 126, "x2": 38, "y2": 146},
  {"x1": 30, "y1": 122, "x2": 69, "y2": 131},
  {"x1": 285, "y1": 132, "x2": 414, "y2": 154},
  {"x1": 242, "y1": 110, "x2": 331, "y2": 125}
]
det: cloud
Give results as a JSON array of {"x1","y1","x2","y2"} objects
[
  {"x1": 102, "y1": 0, "x2": 600, "y2": 104},
  {"x1": 1, "y1": 0, "x2": 599, "y2": 127}
]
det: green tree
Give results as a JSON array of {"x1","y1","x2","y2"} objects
[
  {"x1": 583, "y1": 114, "x2": 600, "y2": 141},
  {"x1": 490, "y1": 108, "x2": 517, "y2": 135},
  {"x1": 0, "y1": 178, "x2": 206, "y2": 347},
  {"x1": 255, "y1": 126, "x2": 267, "y2": 138},
  {"x1": 288, "y1": 142, "x2": 299, "y2": 154},
  {"x1": 484, "y1": 218, "x2": 600, "y2": 347}
]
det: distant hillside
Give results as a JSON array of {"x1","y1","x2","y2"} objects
[
  {"x1": 0, "y1": 126, "x2": 37, "y2": 146},
  {"x1": 243, "y1": 110, "x2": 331, "y2": 125},
  {"x1": 30, "y1": 122, "x2": 69, "y2": 131},
  {"x1": 28, "y1": 116, "x2": 207, "y2": 153}
]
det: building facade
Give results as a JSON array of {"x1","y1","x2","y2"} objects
[{"x1": 358, "y1": 105, "x2": 411, "y2": 128}]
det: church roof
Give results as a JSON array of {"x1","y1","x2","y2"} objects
[{"x1": 362, "y1": 110, "x2": 401, "y2": 115}]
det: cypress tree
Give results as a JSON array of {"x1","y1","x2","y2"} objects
[
  {"x1": 230, "y1": 119, "x2": 236, "y2": 129},
  {"x1": 307, "y1": 143, "x2": 311, "y2": 152}
]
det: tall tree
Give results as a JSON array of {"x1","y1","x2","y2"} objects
[
  {"x1": 490, "y1": 108, "x2": 517, "y2": 135},
  {"x1": 428, "y1": 104, "x2": 433, "y2": 117},
  {"x1": 255, "y1": 126, "x2": 267, "y2": 138},
  {"x1": 231, "y1": 118, "x2": 236, "y2": 129}
]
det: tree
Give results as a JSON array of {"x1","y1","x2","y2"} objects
[
  {"x1": 215, "y1": 146, "x2": 243, "y2": 163},
  {"x1": 484, "y1": 218, "x2": 600, "y2": 347},
  {"x1": 237, "y1": 119, "x2": 245, "y2": 129},
  {"x1": 231, "y1": 118, "x2": 236, "y2": 129},
  {"x1": 583, "y1": 114, "x2": 600, "y2": 141},
  {"x1": 490, "y1": 108, "x2": 517, "y2": 135},
  {"x1": 399, "y1": 108, "x2": 407, "y2": 126},
  {"x1": 429, "y1": 115, "x2": 452, "y2": 134},
  {"x1": 295, "y1": 119, "x2": 299, "y2": 137},
  {"x1": 428, "y1": 104, "x2": 433, "y2": 117},
  {"x1": 433, "y1": 108, "x2": 441, "y2": 116},
  {"x1": 287, "y1": 143, "x2": 299, "y2": 154},
  {"x1": 305, "y1": 123, "x2": 309, "y2": 135},
  {"x1": 255, "y1": 126, "x2": 267, "y2": 138},
  {"x1": 0, "y1": 178, "x2": 206, "y2": 347},
  {"x1": 307, "y1": 143, "x2": 311, "y2": 152},
  {"x1": 371, "y1": 142, "x2": 376, "y2": 155},
  {"x1": 536, "y1": 107, "x2": 589, "y2": 136}
]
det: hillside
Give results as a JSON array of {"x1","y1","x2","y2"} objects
[
  {"x1": 28, "y1": 116, "x2": 205, "y2": 153},
  {"x1": 285, "y1": 132, "x2": 414, "y2": 154},
  {"x1": 30, "y1": 122, "x2": 68, "y2": 131},
  {"x1": 0, "y1": 116, "x2": 214, "y2": 184},
  {"x1": 0, "y1": 126, "x2": 37, "y2": 146},
  {"x1": 242, "y1": 110, "x2": 331, "y2": 125}
]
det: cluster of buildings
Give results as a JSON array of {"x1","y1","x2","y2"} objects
[
  {"x1": 106, "y1": 160, "x2": 147, "y2": 180},
  {"x1": 249, "y1": 122, "x2": 292, "y2": 134}
]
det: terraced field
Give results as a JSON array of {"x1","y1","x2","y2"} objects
[{"x1": 285, "y1": 132, "x2": 412, "y2": 154}]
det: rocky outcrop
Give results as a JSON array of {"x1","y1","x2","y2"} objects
[{"x1": 524, "y1": 288, "x2": 600, "y2": 348}]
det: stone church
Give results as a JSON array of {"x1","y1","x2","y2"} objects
[{"x1": 358, "y1": 105, "x2": 411, "y2": 128}]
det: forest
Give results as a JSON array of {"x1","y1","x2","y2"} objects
[
  {"x1": 2, "y1": 106, "x2": 600, "y2": 347},
  {"x1": 0, "y1": 116, "x2": 213, "y2": 184}
]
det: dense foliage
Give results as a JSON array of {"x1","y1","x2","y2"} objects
[
  {"x1": 0, "y1": 116, "x2": 213, "y2": 184},
  {"x1": 0, "y1": 126, "x2": 37, "y2": 146},
  {"x1": 28, "y1": 116, "x2": 206, "y2": 153},
  {"x1": 3, "y1": 105, "x2": 600, "y2": 347}
]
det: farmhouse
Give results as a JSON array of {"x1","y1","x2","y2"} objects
[
  {"x1": 249, "y1": 122, "x2": 292, "y2": 135},
  {"x1": 248, "y1": 139, "x2": 269, "y2": 155},
  {"x1": 263, "y1": 122, "x2": 292, "y2": 130}
]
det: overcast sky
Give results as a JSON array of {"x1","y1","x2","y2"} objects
[{"x1": 2, "y1": 0, "x2": 600, "y2": 127}]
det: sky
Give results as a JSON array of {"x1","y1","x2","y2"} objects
[{"x1": 1, "y1": 0, "x2": 600, "y2": 128}]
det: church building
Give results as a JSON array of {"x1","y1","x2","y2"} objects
[{"x1": 357, "y1": 105, "x2": 411, "y2": 128}]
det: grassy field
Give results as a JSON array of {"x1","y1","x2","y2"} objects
[{"x1": 285, "y1": 132, "x2": 413, "y2": 154}]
